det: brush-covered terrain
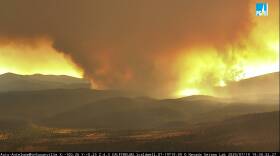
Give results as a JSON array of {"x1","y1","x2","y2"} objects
[{"x1": 0, "y1": 73, "x2": 279, "y2": 151}]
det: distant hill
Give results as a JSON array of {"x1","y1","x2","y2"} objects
[
  {"x1": 0, "y1": 88, "x2": 128, "y2": 123},
  {"x1": 188, "y1": 111, "x2": 279, "y2": 151},
  {"x1": 142, "y1": 111, "x2": 279, "y2": 152},
  {"x1": 215, "y1": 72, "x2": 279, "y2": 103},
  {"x1": 0, "y1": 73, "x2": 90, "y2": 92},
  {"x1": 42, "y1": 96, "x2": 277, "y2": 130},
  {"x1": 0, "y1": 118, "x2": 29, "y2": 130},
  {"x1": 0, "y1": 72, "x2": 278, "y2": 151},
  {"x1": 0, "y1": 72, "x2": 278, "y2": 130}
]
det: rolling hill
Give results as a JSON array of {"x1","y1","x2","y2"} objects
[
  {"x1": 0, "y1": 73, "x2": 90, "y2": 92},
  {"x1": 0, "y1": 72, "x2": 279, "y2": 130},
  {"x1": 0, "y1": 88, "x2": 128, "y2": 123},
  {"x1": 215, "y1": 72, "x2": 279, "y2": 104},
  {"x1": 42, "y1": 96, "x2": 278, "y2": 129},
  {"x1": 0, "y1": 72, "x2": 279, "y2": 151},
  {"x1": 141, "y1": 111, "x2": 279, "y2": 152}
]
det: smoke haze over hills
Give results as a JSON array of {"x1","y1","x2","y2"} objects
[
  {"x1": 0, "y1": 0, "x2": 279, "y2": 152},
  {"x1": 0, "y1": 0, "x2": 278, "y2": 97},
  {"x1": 0, "y1": 73, "x2": 279, "y2": 151}
]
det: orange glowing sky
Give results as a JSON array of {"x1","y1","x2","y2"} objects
[
  {"x1": 172, "y1": 0, "x2": 279, "y2": 97},
  {"x1": 0, "y1": 38, "x2": 83, "y2": 78},
  {"x1": 0, "y1": 0, "x2": 278, "y2": 98}
]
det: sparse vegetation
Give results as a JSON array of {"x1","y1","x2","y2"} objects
[{"x1": 0, "y1": 73, "x2": 279, "y2": 152}]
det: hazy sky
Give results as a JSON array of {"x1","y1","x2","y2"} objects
[{"x1": 0, "y1": 0, "x2": 278, "y2": 97}]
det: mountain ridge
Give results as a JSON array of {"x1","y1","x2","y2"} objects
[{"x1": 0, "y1": 72, "x2": 90, "y2": 92}]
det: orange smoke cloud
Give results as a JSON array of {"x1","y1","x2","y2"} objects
[
  {"x1": 172, "y1": 0, "x2": 279, "y2": 97},
  {"x1": 0, "y1": 0, "x2": 278, "y2": 97},
  {"x1": 0, "y1": 38, "x2": 83, "y2": 78}
]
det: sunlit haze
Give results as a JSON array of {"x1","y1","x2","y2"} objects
[
  {"x1": 0, "y1": 0, "x2": 278, "y2": 98},
  {"x1": 0, "y1": 38, "x2": 83, "y2": 78}
]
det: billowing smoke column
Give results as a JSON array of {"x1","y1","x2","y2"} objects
[{"x1": 0, "y1": 0, "x2": 278, "y2": 97}]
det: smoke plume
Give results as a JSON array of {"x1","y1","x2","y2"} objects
[{"x1": 0, "y1": 0, "x2": 266, "y2": 97}]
